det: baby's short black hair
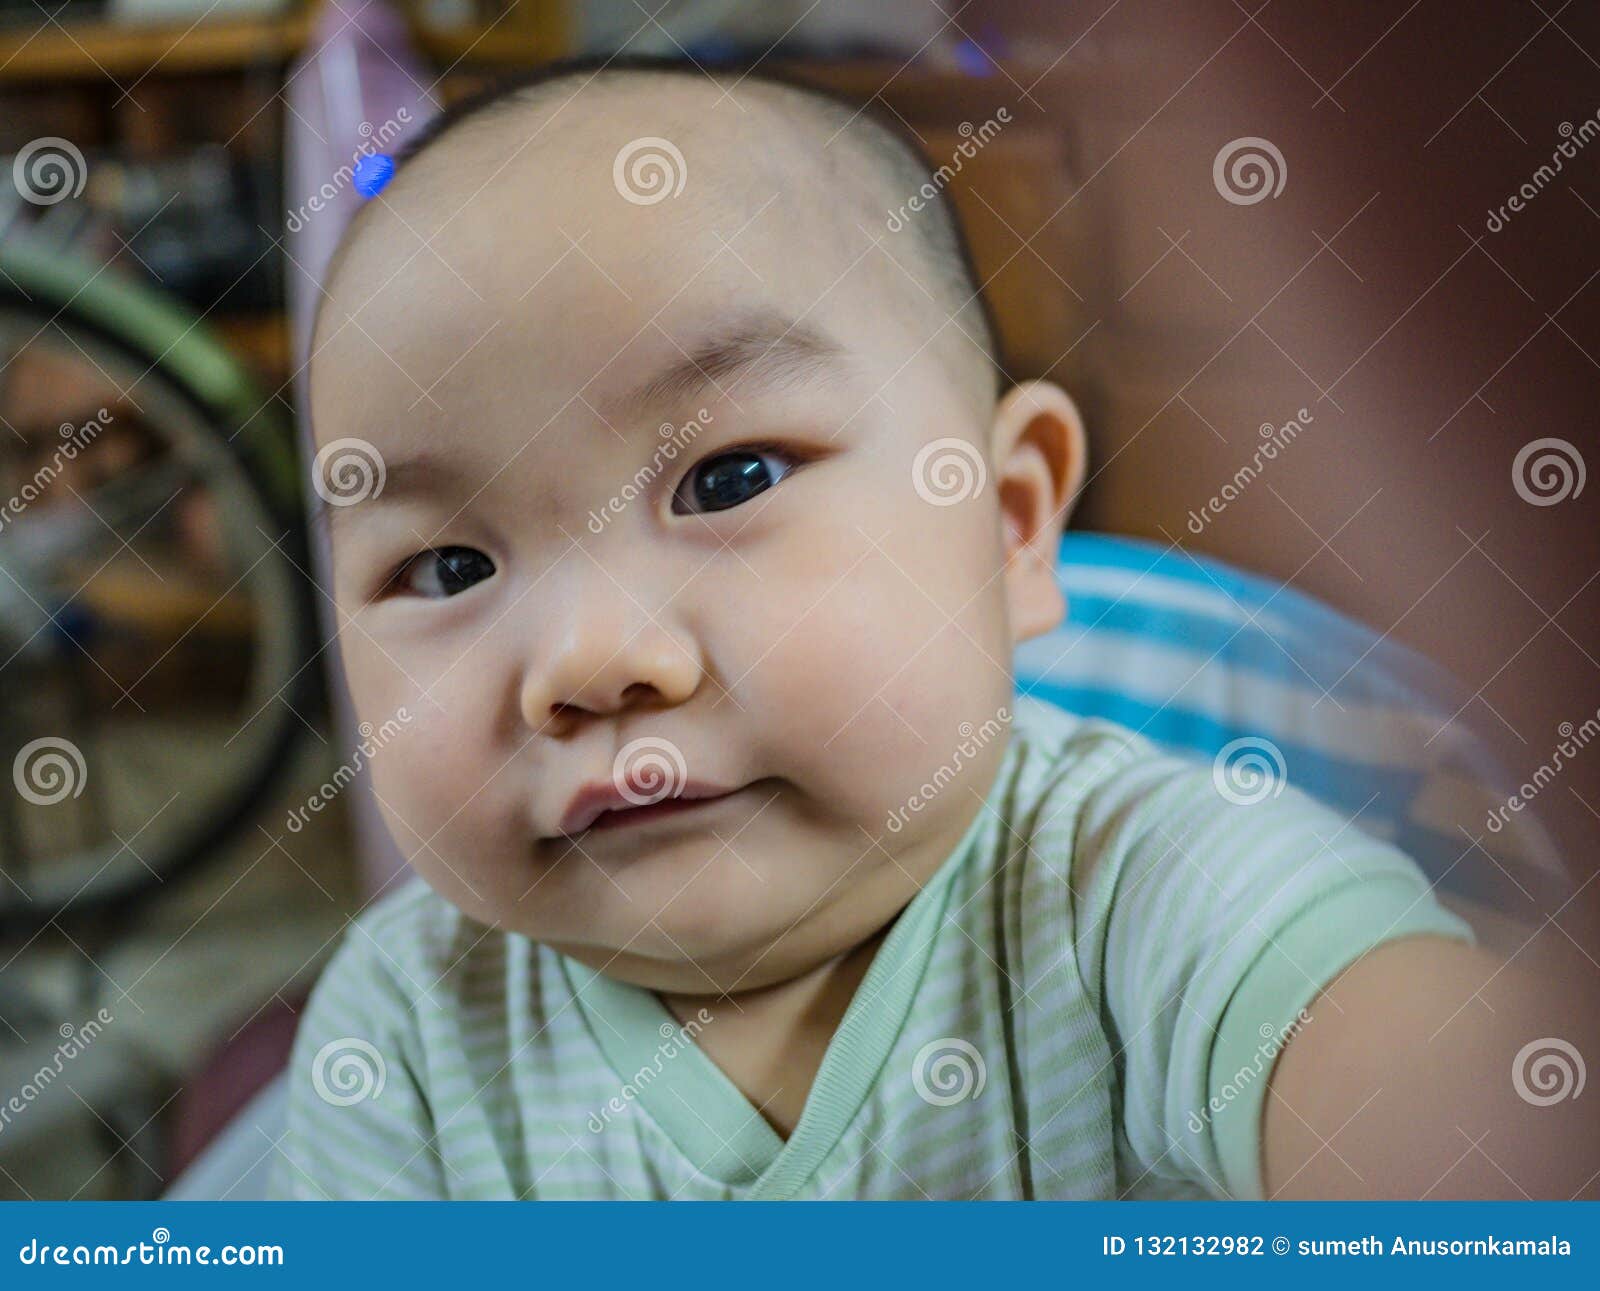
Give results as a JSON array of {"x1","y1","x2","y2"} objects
[{"x1": 322, "y1": 55, "x2": 1005, "y2": 409}]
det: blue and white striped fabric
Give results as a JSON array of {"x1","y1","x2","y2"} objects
[{"x1": 1014, "y1": 533, "x2": 1563, "y2": 906}]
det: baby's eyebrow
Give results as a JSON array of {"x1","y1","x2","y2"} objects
[
  {"x1": 608, "y1": 310, "x2": 857, "y2": 419},
  {"x1": 310, "y1": 315, "x2": 857, "y2": 541},
  {"x1": 308, "y1": 452, "x2": 475, "y2": 541}
]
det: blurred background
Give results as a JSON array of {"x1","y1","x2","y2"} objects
[{"x1": 0, "y1": 0, "x2": 1595, "y2": 1199}]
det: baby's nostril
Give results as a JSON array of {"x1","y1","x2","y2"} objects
[{"x1": 619, "y1": 682, "x2": 656, "y2": 707}]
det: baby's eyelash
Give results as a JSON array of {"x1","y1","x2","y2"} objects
[
  {"x1": 692, "y1": 437, "x2": 829, "y2": 473},
  {"x1": 702, "y1": 437, "x2": 799, "y2": 459},
  {"x1": 366, "y1": 438, "x2": 827, "y2": 597}
]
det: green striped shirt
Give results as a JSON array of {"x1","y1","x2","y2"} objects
[{"x1": 272, "y1": 695, "x2": 1470, "y2": 1200}]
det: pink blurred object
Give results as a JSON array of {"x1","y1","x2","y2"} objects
[{"x1": 283, "y1": 0, "x2": 439, "y2": 898}]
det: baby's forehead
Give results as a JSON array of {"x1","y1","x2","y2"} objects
[
  {"x1": 320, "y1": 100, "x2": 911, "y2": 394},
  {"x1": 342, "y1": 80, "x2": 885, "y2": 284},
  {"x1": 311, "y1": 72, "x2": 999, "y2": 456},
  {"x1": 358, "y1": 80, "x2": 940, "y2": 296}
]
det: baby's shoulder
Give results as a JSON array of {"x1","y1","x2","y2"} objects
[
  {"x1": 314, "y1": 875, "x2": 521, "y2": 1012},
  {"x1": 1005, "y1": 694, "x2": 1211, "y2": 819}
]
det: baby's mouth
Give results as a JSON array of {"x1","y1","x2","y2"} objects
[
  {"x1": 585, "y1": 791, "x2": 740, "y2": 834},
  {"x1": 555, "y1": 779, "x2": 749, "y2": 839}
]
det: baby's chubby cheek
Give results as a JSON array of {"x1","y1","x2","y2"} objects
[
  {"x1": 342, "y1": 664, "x2": 514, "y2": 908},
  {"x1": 731, "y1": 499, "x2": 1014, "y2": 835}
]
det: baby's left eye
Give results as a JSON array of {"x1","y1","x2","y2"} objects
[
  {"x1": 389, "y1": 545, "x2": 496, "y2": 599},
  {"x1": 673, "y1": 445, "x2": 801, "y2": 515}
]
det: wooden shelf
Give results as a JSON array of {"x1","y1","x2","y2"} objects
[
  {"x1": 0, "y1": 10, "x2": 314, "y2": 83},
  {"x1": 0, "y1": 3, "x2": 567, "y2": 85}
]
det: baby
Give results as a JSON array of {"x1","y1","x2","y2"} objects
[{"x1": 273, "y1": 59, "x2": 1585, "y2": 1200}]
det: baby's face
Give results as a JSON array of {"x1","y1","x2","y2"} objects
[{"x1": 311, "y1": 88, "x2": 1052, "y2": 993}]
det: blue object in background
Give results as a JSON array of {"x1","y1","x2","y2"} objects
[
  {"x1": 352, "y1": 153, "x2": 395, "y2": 200},
  {"x1": 950, "y1": 37, "x2": 996, "y2": 76},
  {"x1": 1014, "y1": 532, "x2": 1565, "y2": 906}
]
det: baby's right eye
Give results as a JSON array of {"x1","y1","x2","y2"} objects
[{"x1": 389, "y1": 546, "x2": 496, "y2": 599}]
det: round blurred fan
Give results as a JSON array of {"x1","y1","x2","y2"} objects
[{"x1": 0, "y1": 240, "x2": 316, "y2": 937}]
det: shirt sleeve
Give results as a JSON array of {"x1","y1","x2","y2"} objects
[
  {"x1": 1068, "y1": 736, "x2": 1474, "y2": 1200},
  {"x1": 270, "y1": 925, "x2": 448, "y2": 1200}
]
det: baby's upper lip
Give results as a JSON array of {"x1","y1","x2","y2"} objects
[{"x1": 555, "y1": 778, "x2": 742, "y2": 837}]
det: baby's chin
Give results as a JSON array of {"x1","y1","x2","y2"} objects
[{"x1": 438, "y1": 815, "x2": 900, "y2": 993}]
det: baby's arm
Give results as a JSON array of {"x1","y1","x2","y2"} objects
[
  {"x1": 1263, "y1": 933, "x2": 1598, "y2": 1199},
  {"x1": 1071, "y1": 733, "x2": 1477, "y2": 1199}
]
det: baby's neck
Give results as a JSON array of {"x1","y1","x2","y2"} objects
[{"x1": 658, "y1": 920, "x2": 895, "y2": 1140}]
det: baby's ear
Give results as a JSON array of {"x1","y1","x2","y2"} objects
[{"x1": 991, "y1": 380, "x2": 1088, "y2": 643}]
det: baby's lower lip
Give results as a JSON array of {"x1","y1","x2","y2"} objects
[{"x1": 586, "y1": 787, "x2": 742, "y2": 833}]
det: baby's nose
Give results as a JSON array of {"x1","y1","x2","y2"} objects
[{"x1": 519, "y1": 604, "x2": 704, "y2": 736}]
